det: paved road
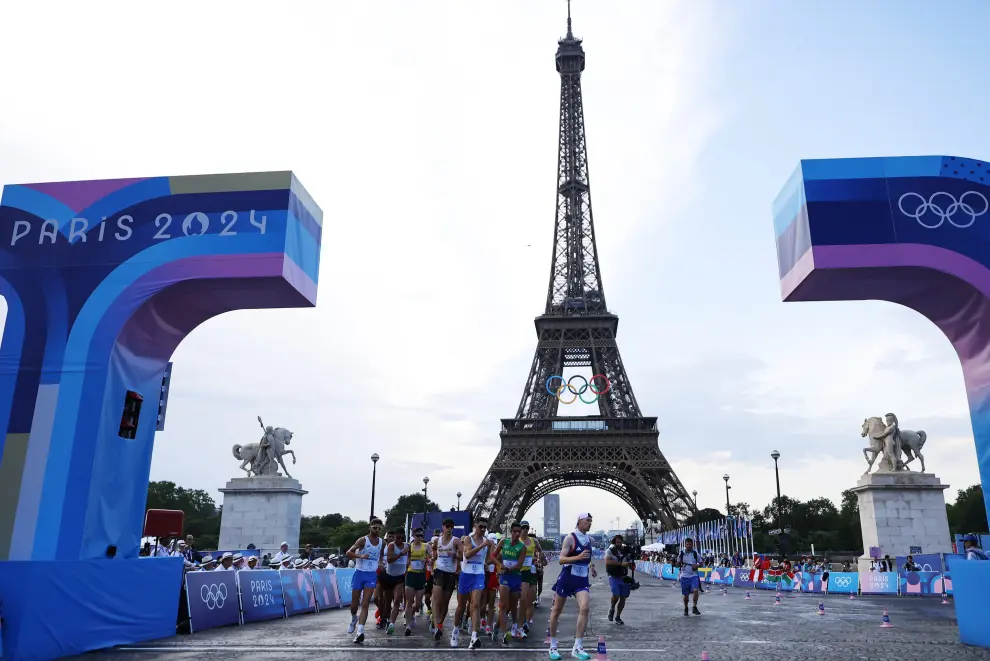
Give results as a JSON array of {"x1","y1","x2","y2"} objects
[{"x1": 95, "y1": 566, "x2": 990, "y2": 661}]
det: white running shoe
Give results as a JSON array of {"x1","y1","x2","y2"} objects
[
  {"x1": 451, "y1": 628, "x2": 460, "y2": 648},
  {"x1": 347, "y1": 620, "x2": 356, "y2": 634}
]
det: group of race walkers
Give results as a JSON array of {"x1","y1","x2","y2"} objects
[{"x1": 344, "y1": 512, "x2": 603, "y2": 660}]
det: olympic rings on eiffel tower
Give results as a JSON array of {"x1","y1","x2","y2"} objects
[{"x1": 545, "y1": 374, "x2": 611, "y2": 404}]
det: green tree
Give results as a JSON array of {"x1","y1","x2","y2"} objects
[
  {"x1": 384, "y1": 493, "x2": 441, "y2": 531},
  {"x1": 328, "y1": 520, "x2": 372, "y2": 551},
  {"x1": 145, "y1": 480, "x2": 221, "y2": 549},
  {"x1": 947, "y1": 485, "x2": 989, "y2": 534}
]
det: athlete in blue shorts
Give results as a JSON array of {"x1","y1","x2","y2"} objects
[
  {"x1": 346, "y1": 518, "x2": 384, "y2": 643},
  {"x1": 547, "y1": 512, "x2": 595, "y2": 661},
  {"x1": 451, "y1": 518, "x2": 494, "y2": 650},
  {"x1": 677, "y1": 537, "x2": 702, "y2": 616}
]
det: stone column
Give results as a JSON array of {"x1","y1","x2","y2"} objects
[
  {"x1": 850, "y1": 471, "x2": 951, "y2": 573},
  {"x1": 218, "y1": 476, "x2": 307, "y2": 552}
]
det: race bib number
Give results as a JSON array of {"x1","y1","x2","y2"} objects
[
  {"x1": 356, "y1": 559, "x2": 376, "y2": 572},
  {"x1": 436, "y1": 557, "x2": 455, "y2": 572},
  {"x1": 503, "y1": 560, "x2": 518, "y2": 570},
  {"x1": 487, "y1": 564, "x2": 495, "y2": 572},
  {"x1": 523, "y1": 556, "x2": 534, "y2": 567},
  {"x1": 462, "y1": 562, "x2": 484, "y2": 575},
  {"x1": 410, "y1": 560, "x2": 425, "y2": 571},
  {"x1": 571, "y1": 564, "x2": 589, "y2": 577}
]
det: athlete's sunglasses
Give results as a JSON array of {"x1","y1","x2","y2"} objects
[{"x1": 414, "y1": 532, "x2": 424, "y2": 537}]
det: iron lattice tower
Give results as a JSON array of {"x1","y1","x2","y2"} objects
[{"x1": 467, "y1": 5, "x2": 697, "y2": 531}]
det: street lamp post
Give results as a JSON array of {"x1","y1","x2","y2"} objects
[
  {"x1": 422, "y1": 477, "x2": 430, "y2": 529},
  {"x1": 771, "y1": 450, "x2": 782, "y2": 526},
  {"x1": 369, "y1": 454, "x2": 380, "y2": 521},
  {"x1": 723, "y1": 474, "x2": 732, "y2": 557},
  {"x1": 457, "y1": 491, "x2": 462, "y2": 510}
]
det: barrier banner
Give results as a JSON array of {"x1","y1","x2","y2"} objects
[
  {"x1": 279, "y1": 569, "x2": 317, "y2": 616},
  {"x1": 942, "y1": 554, "x2": 966, "y2": 595},
  {"x1": 312, "y1": 568, "x2": 341, "y2": 611},
  {"x1": 186, "y1": 570, "x2": 240, "y2": 633},
  {"x1": 335, "y1": 568, "x2": 356, "y2": 606},
  {"x1": 732, "y1": 569, "x2": 755, "y2": 589},
  {"x1": 825, "y1": 572, "x2": 858, "y2": 594},
  {"x1": 709, "y1": 568, "x2": 732, "y2": 585},
  {"x1": 237, "y1": 569, "x2": 286, "y2": 623},
  {"x1": 797, "y1": 572, "x2": 823, "y2": 594},
  {"x1": 661, "y1": 564, "x2": 677, "y2": 580},
  {"x1": 859, "y1": 571, "x2": 898, "y2": 595},
  {"x1": 899, "y1": 571, "x2": 941, "y2": 595},
  {"x1": 698, "y1": 567, "x2": 712, "y2": 583},
  {"x1": 895, "y1": 553, "x2": 941, "y2": 573}
]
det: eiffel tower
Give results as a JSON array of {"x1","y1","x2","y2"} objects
[{"x1": 466, "y1": 4, "x2": 697, "y2": 532}]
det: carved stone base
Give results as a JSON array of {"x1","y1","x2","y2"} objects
[
  {"x1": 849, "y1": 471, "x2": 951, "y2": 573},
  {"x1": 217, "y1": 476, "x2": 307, "y2": 553}
]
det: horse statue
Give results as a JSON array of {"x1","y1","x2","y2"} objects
[
  {"x1": 861, "y1": 413, "x2": 927, "y2": 474},
  {"x1": 232, "y1": 416, "x2": 297, "y2": 478}
]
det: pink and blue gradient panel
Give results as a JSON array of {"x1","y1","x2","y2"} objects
[
  {"x1": 0, "y1": 172, "x2": 322, "y2": 561},
  {"x1": 772, "y1": 154, "x2": 990, "y2": 534}
]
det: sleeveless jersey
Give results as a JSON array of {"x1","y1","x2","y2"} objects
[
  {"x1": 562, "y1": 532, "x2": 592, "y2": 579},
  {"x1": 521, "y1": 537, "x2": 537, "y2": 572},
  {"x1": 408, "y1": 542, "x2": 428, "y2": 572},
  {"x1": 500, "y1": 539, "x2": 525, "y2": 574},
  {"x1": 386, "y1": 542, "x2": 408, "y2": 576},
  {"x1": 461, "y1": 536, "x2": 488, "y2": 575},
  {"x1": 356, "y1": 536, "x2": 382, "y2": 572},
  {"x1": 435, "y1": 535, "x2": 457, "y2": 573}
]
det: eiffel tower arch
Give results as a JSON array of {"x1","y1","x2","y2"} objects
[{"x1": 467, "y1": 5, "x2": 696, "y2": 531}]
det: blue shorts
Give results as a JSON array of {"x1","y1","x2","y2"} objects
[
  {"x1": 353, "y1": 569, "x2": 378, "y2": 592},
  {"x1": 680, "y1": 575, "x2": 700, "y2": 595},
  {"x1": 499, "y1": 573, "x2": 522, "y2": 593},
  {"x1": 553, "y1": 571, "x2": 590, "y2": 598},
  {"x1": 458, "y1": 571, "x2": 486, "y2": 595},
  {"x1": 609, "y1": 576, "x2": 630, "y2": 598}
]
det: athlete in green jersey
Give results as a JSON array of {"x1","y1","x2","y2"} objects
[{"x1": 493, "y1": 521, "x2": 528, "y2": 642}]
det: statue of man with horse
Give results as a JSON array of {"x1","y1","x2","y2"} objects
[
  {"x1": 861, "y1": 413, "x2": 927, "y2": 474},
  {"x1": 232, "y1": 416, "x2": 297, "y2": 478}
]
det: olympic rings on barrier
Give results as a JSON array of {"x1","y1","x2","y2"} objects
[{"x1": 545, "y1": 374, "x2": 611, "y2": 404}]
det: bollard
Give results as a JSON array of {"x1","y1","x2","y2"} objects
[
  {"x1": 941, "y1": 592, "x2": 950, "y2": 605},
  {"x1": 880, "y1": 609, "x2": 894, "y2": 628},
  {"x1": 774, "y1": 593, "x2": 781, "y2": 606},
  {"x1": 701, "y1": 651, "x2": 710, "y2": 661},
  {"x1": 596, "y1": 635, "x2": 610, "y2": 661},
  {"x1": 745, "y1": 591, "x2": 751, "y2": 600},
  {"x1": 849, "y1": 592, "x2": 855, "y2": 600},
  {"x1": 818, "y1": 602, "x2": 825, "y2": 616}
]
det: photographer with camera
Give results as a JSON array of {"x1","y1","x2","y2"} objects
[{"x1": 605, "y1": 534, "x2": 638, "y2": 625}]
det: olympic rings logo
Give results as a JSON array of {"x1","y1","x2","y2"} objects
[
  {"x1": 200, "y1": 582, "x2": 228, "y2": 610},
  {"x1": 832, "y1": 576, "x2": 852, "y2": 588},
  {"x1": 546, "y1": 375, "x2": 611, "y2": 404},
  {"x1": 898, "y1": 191, "x2": 989, "y2": 229}
]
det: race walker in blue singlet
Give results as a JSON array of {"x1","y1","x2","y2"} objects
[
  {"x1": 547, "y1": 512, "x2": 596, "y2": 661},
  {"x1": 346, "y1": 518, "x2": 385, "y2": 644}
]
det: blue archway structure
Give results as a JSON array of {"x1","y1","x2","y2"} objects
[
  {"x1": 0, "y1": 172, "x2": 321, "y2": 660},
  {"x1": 773, "y1": 155, "x2": 989, "y2": 646}
]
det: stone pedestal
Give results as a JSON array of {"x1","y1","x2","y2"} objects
[
  {"x1": 218, "y1": 476, "x2": 307, "y2": 552},
  {"x1": 849, "y1": 471, "x2": 951, "y2": 573}
]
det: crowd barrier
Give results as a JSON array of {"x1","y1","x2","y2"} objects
[
  {"x1": 635, "y1": 562, "x2": 955, "y2": 596},
  {"x1": 186, "y1": 567, "x2": 356, "y2": 633}
]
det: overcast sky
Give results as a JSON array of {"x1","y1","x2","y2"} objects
[{"x1": 1, "y1": 0, "x2": 988, "y2": 538}]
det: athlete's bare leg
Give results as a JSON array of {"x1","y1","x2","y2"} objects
[
  {"x1": 389, "y1": 582, "x2": 404, "y2": 625},
  {"x1": 574, "y1": 590, "x2": 591, "y2": 640},
  {"x1": 548, "y1": 592, "x2": 565, "y2": 638},
  {"x1": 359, "y1": 586, "x2": 375, "y2": 625},
  {"x1": 519, "y1": 581, "x2": 533, "y2": 624}
]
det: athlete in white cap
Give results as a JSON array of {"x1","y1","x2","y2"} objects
[{"x1": 548, "y1": 512, "x2": 594, "y2": 660}]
